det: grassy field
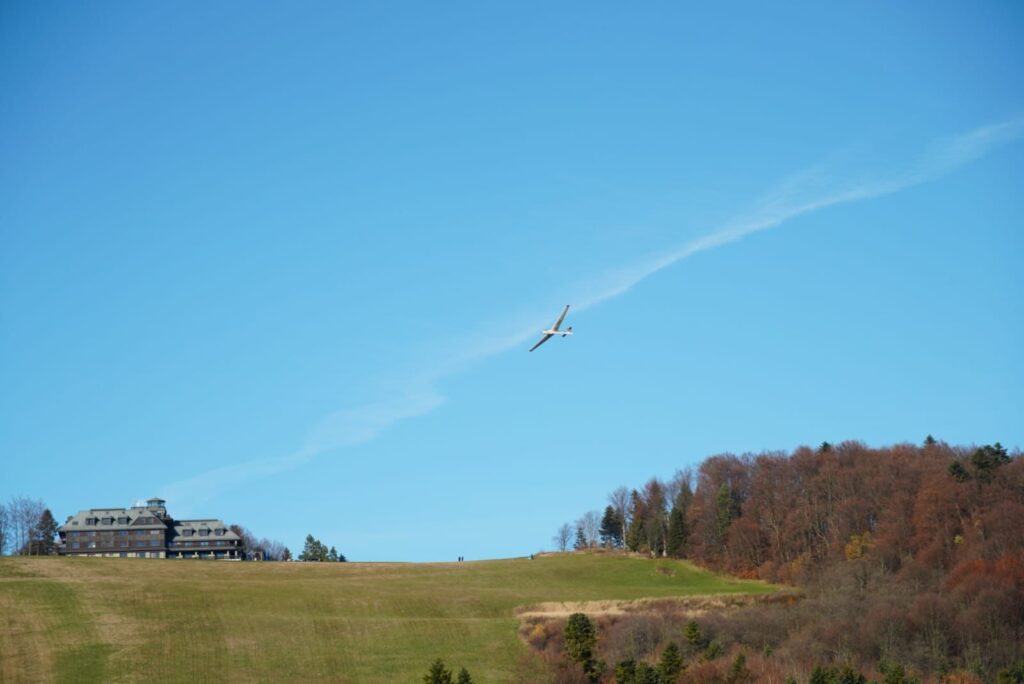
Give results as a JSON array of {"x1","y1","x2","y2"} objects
[{"x1": 0, "y1": 553, "x2": 775, "y2": 683}]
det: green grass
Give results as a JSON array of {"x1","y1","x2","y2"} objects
[{"x1": 0, "y1": 553, "x2": 775, "y2": 683}]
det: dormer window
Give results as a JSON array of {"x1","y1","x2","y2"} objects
[
  {"x1": 199, "y1": 529, "x2": 210, "y2": 537},
  {"x1": 215, "y1": 528, "x2": 224, "y2": 536},
  {"x1": 85, "y1": 517, "x2": 97, "y2": 526},
  {"x1": 183, "y1": 529, "x2": 194, "y2": 537},
  {"x1": 117, "y1": 516, "x2": 129, "y2": 524},
  {"x1": 102, "y1": 517, "x2": 113, "y2": 525}
]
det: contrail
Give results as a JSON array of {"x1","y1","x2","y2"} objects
[{"x1": 162, "y1": 116, "x2": 1024, "y2": 511}]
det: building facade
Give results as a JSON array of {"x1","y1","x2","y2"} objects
[{"x1": 58, "y1": 498, "x2": 242, "y2": 560}]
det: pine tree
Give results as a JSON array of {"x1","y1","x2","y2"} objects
[
  {"x1": 455, "y1": 667, "x2": 473, "y2": 684},
  {"x1": 625, "y1": 490, "x2": 646, "y2": 552},
  {"x1": 614, "y1": 659, "x2": 636, "y2": 684},
  {"x1": 281, "y1": 547, "x2": 292, "y2": 561},
  {"x1": 600, "y1": 505, "x2": 623, "y2": 548},
  {"x1": 32, "y1": 509, "x2": 59, "y2": 555},
  {"x1": 666, "y1": 505, "x2": 687, "y2": 558},
  {"x1": 658, "y1": 642, "x2": 684, "y2": 681},
  {"x1": 633, "y1": 662, "x2": 659, "y2": 684},
  {"x1": 328, "y1": 546, "x2": 338, "y2": 562},
  {"x1": 684, "y1": 620, "x2": 708, "y2": 651},
  {"x1": 300, "y1": 534, "x2": 321, "y2": 561},
  {"x1": 423, "y1": 659, "x2": 453, "y2": 684},
  {"x1": 564, "y1": 613, "x2": 597, "y2": 664},
  {"x1": 715, "y1": 483, "x2": 738, "y2": 548},
  {"x1": 574, "y1": 525, "x2": 588, "y2": 551},
  {"x1": 728, "y1": 653, "x2": 749, "y2": 683}
]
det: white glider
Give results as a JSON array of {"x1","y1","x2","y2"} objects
[{"x1": 529, "y1": 305, "x2": 574, "y2": 352}]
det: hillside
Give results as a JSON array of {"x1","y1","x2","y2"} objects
[
  {"x1": 561, "y1": 441, "x2": 1024, "y2": 681},
  {"x1": 0, "y1": 553, "x2": 774, "y2": 683}
]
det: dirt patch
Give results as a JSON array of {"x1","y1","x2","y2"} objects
[{"x1": 514, "y1": 593, "x2": 791, "y2": 621}]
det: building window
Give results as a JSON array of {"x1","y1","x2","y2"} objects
[
  {"x1": 201, "y1": 541, "x2": 209, "y2": 547},
  {"x1": 71, "y1": 542, "x2": 80, "y2": 549},
  {"x1": 118, "y1": 530, "x2": 128, "y2": 536},
  {"x1": 149, "y1": 530, "x2": 160, "y2": 535},
  {"x1": 88, "y1": 542, "x2": 96, "y2": 549}
]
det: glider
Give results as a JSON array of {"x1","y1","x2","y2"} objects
[{"x1": 529, "y1": 305, "x2": 574, "y2": 352}]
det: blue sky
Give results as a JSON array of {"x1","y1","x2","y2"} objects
[{"x1": 2, "y1": 2, "x2": 1022, "y2": 561}]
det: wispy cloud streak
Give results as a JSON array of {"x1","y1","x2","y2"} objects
[{"x1": 162, "y1": 116, "x2": 1024, "y2": 510}]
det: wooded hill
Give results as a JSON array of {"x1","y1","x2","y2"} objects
[{"x1": 559, "y1": 439, "x2": 1023, "y2": 682}]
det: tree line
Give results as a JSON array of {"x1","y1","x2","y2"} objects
[
  {"x1": 551, "y1": 438, "x2": 1024, "y2": 681},
  {"x1": 0, "y1": 497, "x2": 59, "y2": 556}
]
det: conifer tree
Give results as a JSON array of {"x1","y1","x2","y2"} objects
[
  {"x1": 574, "y1": 525, "x2": 588, "y2": 551},
  {"x1": 658, "y1": 642, "x2": 684, "y2": 681},
  {"x1": 32, "y1": 509, "x2": 59, "y2": 555},
  {"x1": 684, "y1": 620, "x2": 708, "y2": 651},
  {"x1": 666, "y1": 505, "x2": 687, "y2": 558},
  {"x1": 455, "y1": 667, "x2": 473, "y2": 684},
  {"x1": 600, "y1": 505, "x2": 624, "y2": 548},
  {"x1": 423, "y1": 659, "x2": 453, "y2": 684}
]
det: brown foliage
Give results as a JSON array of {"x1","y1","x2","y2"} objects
[{"x1": 550, "y1": 440, "x2": 1024, "y2": 681}]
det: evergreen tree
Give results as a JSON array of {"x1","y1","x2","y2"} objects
[
  {"x1": 625, "y1": 490, "x2": 646, "y2": 552},
  {"x1": 836, "y1": 666, "x2": 866, "y2": 684},
  {"x1": 281, "y1": 547, "x2": 292, "y2": 561},
  {"x1": 600, "y1": 505, "x2": 624, "y2": 548},
  {"x1": 684, "y1": 620, "x2": 708, "y2": 651},
  {"x1": 574, "y1": 525, "x2": 588, "y2": 551},
  {"x1": 328, "y1": 546, "x2": 338, "y2": 562},
  {"x1": 564, "y1": 613, "x2": 597, "y2": 664},
  {"x1": 658, "y1": 642, "x2": 684, "y2": 681},
  {"x1": 31, "y1": 509, "x2": 59, "y2": 555},
  {"x1": 715, "y1": 483, "x2": 739, "y2": 548},
  {"x1": 633, "y1": 662, "x2": 659, "y2": 684},
  {"x1": 423, "y1": 659, "x2": 453, "y2": 684},
  {"x1": 666, "y1": 505, "x2": 687, "y2": 558},
  {"x1": 455, "y1": 667, "x2": 473, "y2": 684},
  {"x1": 614, "y1": 659, "x2": 636, "y2": 684},
  {"x1": 564, "y1": 612, "x2": 602, "y2": 681},
  {"x1": 703, "y1": 641, "x2": 723, "y2": 661},
  {"x1": 810, "y1": 666, "x2": 837, "y2": 684},
  {"x1": 728, "y1": 653, "x2": 750, "y2": 683},
  {"x1": 998, "y1": 661, "x2": 1024, "y2": 684},
  {"x1": 948, "y1": 461, "x2": 970, "y2": 482},
  {"x1": 971, "y1": 442, "x2": 1011, "y2": 480},
  {"x1": 300, "y1": 534, "x2": 325, "y2": 561}
]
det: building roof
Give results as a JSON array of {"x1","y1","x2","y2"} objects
[
  {"x1": 169, "y1": 520, "x2": 240, "y2": 541},
  {"x1": 59, "y1": 507, "x2": 168, "y2": 532}
]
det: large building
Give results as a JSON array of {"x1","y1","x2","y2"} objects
[{"x1": 58, "y1": 497, "x2": 242, "y2": 560}]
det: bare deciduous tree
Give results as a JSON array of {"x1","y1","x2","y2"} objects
[
  {"x1": 578, "y1": 510, "x2": 601, "y2": 548},
  {"x1": 7, "y1": 497, "x2": 45, "y2": 556},
  {"x1": 553, "y1": 523, "x2": 573, "y2": 552},
  {"x1": 0, "y1": 504, "x2": 8, "y2": 556}
]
